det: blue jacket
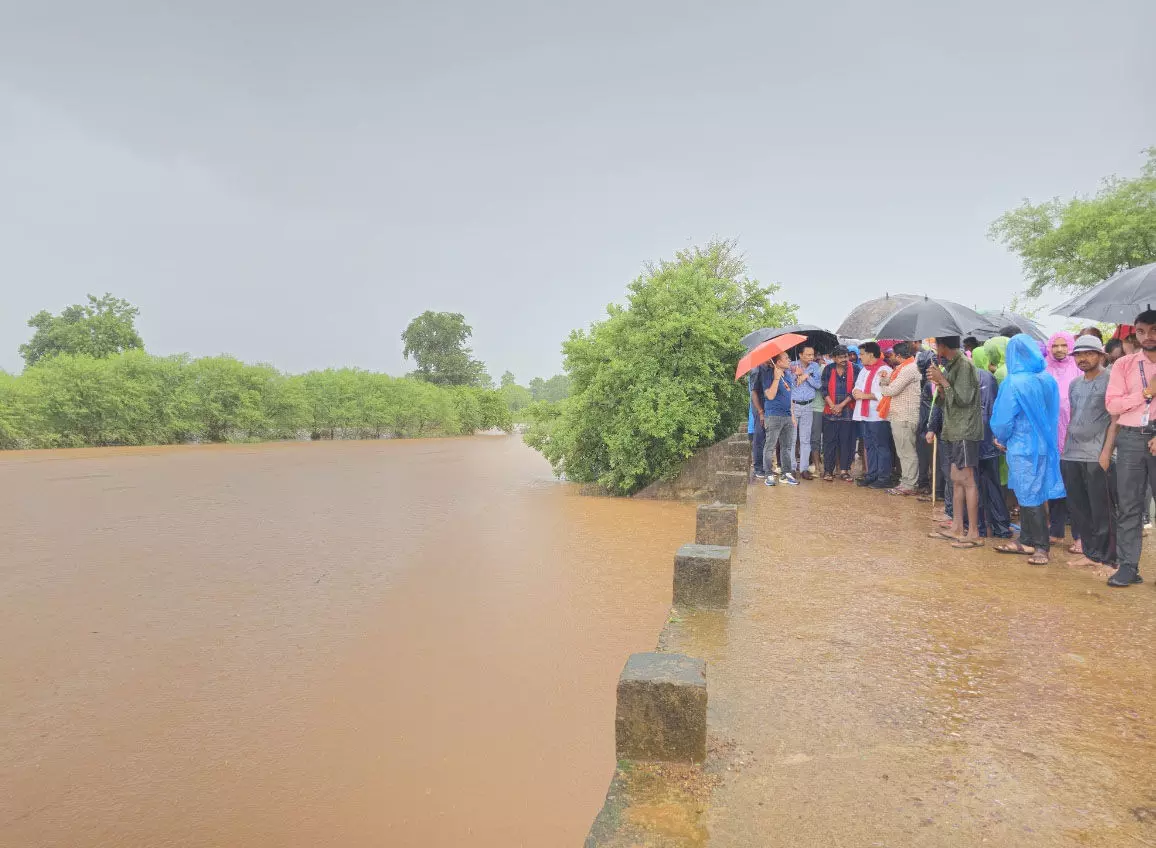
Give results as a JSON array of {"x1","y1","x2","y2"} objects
[{"x1": 990, "y1": 335, "x2": 1066, "y2": 507}]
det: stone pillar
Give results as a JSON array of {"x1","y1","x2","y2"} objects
[
  {"x1": 696, "y1": 503, "x2": 738, "y2": 548},
  {"x1": 715, "y1": 470, "x2": 747, "y2": 504},
  {"x1": 615, "y1": 652, "x2": 707, "y2": 763},
  {"x1": 673, "y1": 543, "x2": 731, "y2": 608}
]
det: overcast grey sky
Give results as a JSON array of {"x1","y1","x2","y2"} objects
[{"x1": 2, "y1": 0, "x2": 1154, "y2": 379}]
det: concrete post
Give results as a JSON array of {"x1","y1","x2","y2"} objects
[
  {"x1": 715, "y1": 470, "x2": 747, "y2": 504},
  {"x1": 696, "y1": 503, "x2": 738, "y2": 548},
  {"x1": 615, "y1": 652, "x2": 707, "y2": 763},
  {"x1": 673, "y1": 543, "x2": 731, "y2": 608}
]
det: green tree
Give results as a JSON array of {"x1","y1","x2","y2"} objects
[
  {"x1": 529, "y1": 374, "x2": 571, "y2": 403},
  {"x1": 401, "y1": 311, "x2": 490, "y2": 387},
  {"x1": 527, "y1": 239, "x2": 796, "y2": 494},
  {"x1": 19, "y1": 293, "x2": 145, "y2": 367},
  {"x1": 990, "y1": 147, "x2": 1156, "y2": 296}
]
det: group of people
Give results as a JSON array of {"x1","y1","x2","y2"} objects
[{"x1": 747, "y1": 312, "x2": 1156, "y2": 588}]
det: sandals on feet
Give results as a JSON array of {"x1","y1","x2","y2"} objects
[
  {"x1": 1027, "y1": 553, "x2": 1050, "y2": 566},
  {"x1": 995, "y1": 542, "x2": 1034, "y2": 555},
  {"x1": 951, "y1": 539, "x2": 985, "y2": 549}
]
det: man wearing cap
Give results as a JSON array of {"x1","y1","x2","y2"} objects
[{"x1": 1062, "y1": 335, "x2": 1119, "y2": 571}]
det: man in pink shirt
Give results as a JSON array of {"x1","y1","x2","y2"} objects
[{"x1": 1104, "y1": 309, "x2": 1156, "y2": 587}]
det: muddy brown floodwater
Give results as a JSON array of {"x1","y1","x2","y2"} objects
[{"x1": 0, "y1": 436, "x2": 692, "y2": 847}]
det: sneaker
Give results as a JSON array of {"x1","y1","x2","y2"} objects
[
  {"x1": 764, "y1": 475, "x2": 778, "y2": 487},
  {"x1": 782, "y1": 473, "x2": 799, "y2": 486},
  {"x1": 1107, "y1": 564, "x2": 1143, "y2": 587},
  {"x1": 754, "y1": 472, "x2": 767, "y2": 479}
]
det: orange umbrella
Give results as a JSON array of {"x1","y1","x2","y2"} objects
[{"x1": 735, "y1": 333, "x2": 808, "y2": 380}]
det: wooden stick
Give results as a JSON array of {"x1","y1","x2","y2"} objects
[{"x1": 931, "y1": 436, "x2": 938, "y2": 505}]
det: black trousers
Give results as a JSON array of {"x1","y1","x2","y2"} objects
[
  {"x1": 1048, "y1": 497, "x2": 1079, "y2": 541},
  {"x1": 1020, "y1": 503, "x2": 1050, "y2": 552},
  {"x1": 916, "y1": 433, "x2": 932, "y2": 489},
  {"x1": 977, "y1": 457, "x2": 1011, "y2": 538},
  {"x1": 1116, "y1": 427, "x2": 1156, "y2": 571},
  {"x1": 1061, "y1": 460, "x2": 1116, "y2": 565},
  {"x1": 822, "y1": 417, "x2": 855, "y2": 474}
]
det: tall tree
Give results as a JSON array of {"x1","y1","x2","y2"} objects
[
  {"x1": 19, "y1": 293, "x2": 145, "y2": 367},
  {"x1": 990, "y1": 147, "x2": 1156, "y2": 297},
  {"x1": 401, "y1": 311, "x2": 490, "y2": 387}
]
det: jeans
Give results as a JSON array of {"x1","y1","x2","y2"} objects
[
  {"x1": 1061, "y1": 460, "x2": 1116, "y2": 564},
  {"x1": 977, "y1": 457, "x2": 1011, "y2": 538},
  {"x1": 751, "y1": 422, "x2": 766, "y2": 475},
  {"x1": 891, "y1": 418, "x2": 919, "y2": 490},
  {"x1": 1114, "y1": 427, "x2": 1156, "y2": 571},
  {"x1": 1020, "y1": 503, "x2": 1050, "y2": 552},
  {"x1": 862, "y1": 421, "x2": 893, "y2": 484},
  {"x1": 763, "y1": 415, "x2": 796, "y2": 476},
  {"x1": 822, "y1": 417, "x2": 855, "y2": 474},
  {"x1": 794, "y1": 404, "x2": 814, "y2": 470}
]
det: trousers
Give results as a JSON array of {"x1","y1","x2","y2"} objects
[
  {"x1": 862, "y1": 420, "x2": 893, "y2": 484},
  {"x1": 794, "y1": 405, "x2": 814, "y2": 469},
  {"x1": 763, "y1": 415, "x2": 796, "y2": 476},
  {"x1": 750, "y1": 421, "x2": 766, "y2": 475},
  {"x1": 977, "y1": 456, "x2": 1011, "y2": 538},
  {"x1": 822, "y1": 417, "x2": 855, "y2": 474},
  {"x1": 1060, "y1": 460, "x2": 1116, "y2": 564},
  {"x1": 891, "y1": 418, "x2": 919, "y2": 490},
  {"x1": 1020, "y1": 503, "x2": 1050, "y2": 552},
  {"x1": 1114, "y1": 428, "x2": 1156, "y2": 571}
]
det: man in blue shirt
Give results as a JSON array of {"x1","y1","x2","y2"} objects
[
  {"x1": 747, "y1": 365, "x2": 766, "y2": 478},
  {"x1": 759, "y1": 351, "x2": 799, "y2": 487},
  {"x1": 791, "y1": 346, "x2": 823, "y2": 480}
]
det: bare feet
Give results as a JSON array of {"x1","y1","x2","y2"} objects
[{"x1": 1067, "y1": 555, "x2": 1097, "y2": 567}]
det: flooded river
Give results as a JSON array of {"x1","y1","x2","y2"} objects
[{"x1": 0, "y1": 437, "x2": 692, "y2": 847}]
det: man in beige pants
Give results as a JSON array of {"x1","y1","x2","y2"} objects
[{"x1": 878, "y1": 341, "x2": 922, "y2": 496}]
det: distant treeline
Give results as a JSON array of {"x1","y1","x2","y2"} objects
[{"x1": 0, "y1": 350, "x2": 512, "y2": 450}]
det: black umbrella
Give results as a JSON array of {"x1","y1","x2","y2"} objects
[
  {"x1": 835, "y1": 294, "x2": 922, "y2": 339},
  {"x1": 741, "y1": 324, "x2": 838, "y2": 354},
  {"x1": 1050, "y1": 261, "x2": 1156, "y2": 324},
  {"x1": 971, "y1": 310, "x2": 1048, "y2": 342},
  {"x1": 872, "y1": 297, "x2": 998, "y2": 340}
]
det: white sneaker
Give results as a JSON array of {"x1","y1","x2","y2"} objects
[{"x1": 782, "y1": 473, "x2": 799, "y2": 486}]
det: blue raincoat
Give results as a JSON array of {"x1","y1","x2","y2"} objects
[{"x1": 990, "y1": 335, "x2": 1066, "y2": 508}]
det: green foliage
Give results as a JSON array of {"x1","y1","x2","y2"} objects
[
  {"x1": 2, "y1": 353, "x2": 511, "y2": 449},
  {"x1": 528, "y1": 374, "x2": 572, "y2": 403},
  {"x1": 990, "y1": 147, "x2": 1156, "y2": 296},
  {"x1": 19, "y1": 293, "x2": 145, "y2": 367},
  {"x1": 401, "y1": 311, "x2": 490, "y2": 387},
  {"x1": 527, "y1": 240, "x2": 796, "y2": 494}
]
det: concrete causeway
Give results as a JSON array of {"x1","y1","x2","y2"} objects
[{"x1": 588, "y1": 477, "x2": 1156, "y2": 847}]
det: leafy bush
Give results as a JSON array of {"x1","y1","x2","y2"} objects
[
  {"x1": 527, "y1": 240, "x2": 796, "y2": 494},
  {"x1": 2, "y1": 353, "x2": 512, "y2": 449}
]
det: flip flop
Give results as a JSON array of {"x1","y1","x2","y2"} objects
[
  {"x1": 1027, "y1": 554, "x2": 1050, "y2": 566},
  {"x1": 951, "y1": 539, "x2": 985, "y2": 549},
  {"x1": 995, "y1": 543, "x2": 1033, "y2": 555},
  {"x1": 927, "y1": 531, "x2": 959, "y2": 541}
]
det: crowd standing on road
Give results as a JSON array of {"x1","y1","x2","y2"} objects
[{"x1": 748, "y1": 312, "x2": 1156, "y2": 588}]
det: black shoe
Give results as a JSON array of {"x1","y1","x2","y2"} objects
[
  {"x1": 856, "y1": 477, "x2": 875, "y2": 488},
  {"x1": 1107, "y1": 564, "x2": 1143, "y2": 587},
  {"x1": 869, "y1": 481, "x2": 891, "y2": 490}
]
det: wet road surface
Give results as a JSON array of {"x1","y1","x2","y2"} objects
[
  {"x1": 0, "y1": 437, "x2": 692, "y2": 847},
  {"x1": 666, "y1": 479, "x2": 1156, "y2": 847}
]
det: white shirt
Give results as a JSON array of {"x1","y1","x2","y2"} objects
[{"x1": 852, "y1": 363, "x2": 892, "y2": 422}]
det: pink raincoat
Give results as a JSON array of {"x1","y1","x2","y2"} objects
[{"x1": 1045, "y1": 331, "x2": 1080, "y2": 451}]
